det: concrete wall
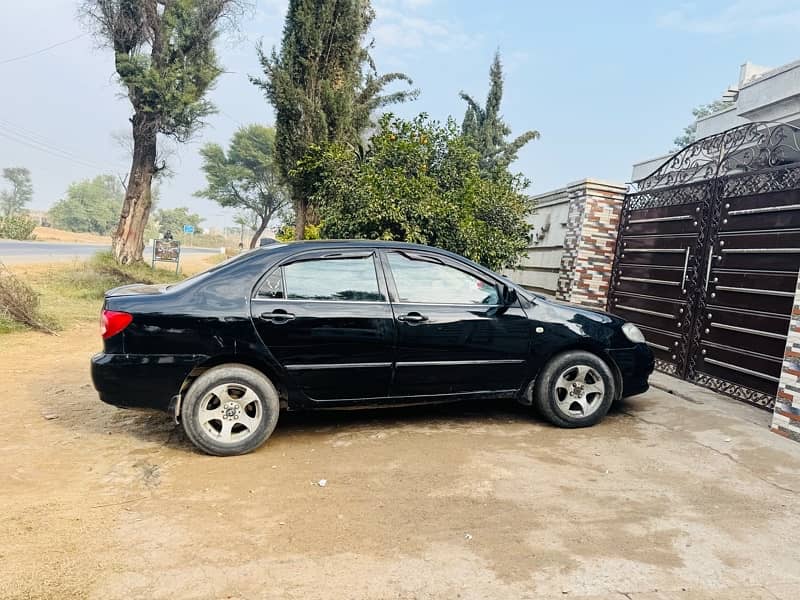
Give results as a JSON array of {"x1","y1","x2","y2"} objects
[
  {"x1": 505, "y1": 187, "x2": 572, "y2": 295},
  {"x1": 695, "y1": 104, "x2": 749, "y2": 139}
]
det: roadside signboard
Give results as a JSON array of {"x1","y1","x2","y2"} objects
[
  {"x1": 183, "y1": 224, "x2": 194, "y2": 234},
  {"x1": 152, "y1": 239, "x2": 181, "y2": 274}
]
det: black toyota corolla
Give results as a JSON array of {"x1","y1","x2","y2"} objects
[{"x1": 91, "y1": 241, "x2": 653, "y2": 456}]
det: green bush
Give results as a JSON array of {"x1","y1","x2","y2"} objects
[
  {"x1": 275, "y1": 222, "x2": 322, "y2": 242},
  {"x1": 293, "y1": 114, "x2": 533, "y2": 270},
  {"x1": 0, "y1": 214, "x2": 37, "y2": 240}
]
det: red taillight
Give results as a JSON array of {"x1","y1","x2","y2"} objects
[{"x1": 101, "y1": 309, "x2": 133, "y2": 339}]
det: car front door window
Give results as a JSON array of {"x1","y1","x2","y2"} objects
[
  {"x1": 387, "y1": 252, "x2": 499, "y2": 305},
  {"x1": 385, "y1": 250, "x2": 529, "y2": 397}
]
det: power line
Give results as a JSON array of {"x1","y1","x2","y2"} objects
[
  {"x1": 0, "y1": 33, "x2": 87, "y2": 66},
  {"x1": 0, "y1": 118, "x2": 109, "y2": 165},
  {"x1": 0, "y1": 121, "x2": 112, "y2": 171},
  {"x1": 0, "y1": 123, "x2": 119, "y2": 172}
]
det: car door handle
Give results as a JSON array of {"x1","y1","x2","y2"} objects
[
  {"x1": 260, "y1": 310, "x2": 295, "y2": 323},
  {"x1": 397, "y1": 312, "x2": 428, "y2": 323}
]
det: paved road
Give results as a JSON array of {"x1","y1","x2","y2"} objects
[{"x1": 0, "y1": 239, "x2": 220, "y2": 262}]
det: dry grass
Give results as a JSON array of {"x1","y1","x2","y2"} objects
[
  {"x1": 0, "y1": 252, "x2": 223, "y2": 335},
  {"x1": 0, "y1": 261, "x2": 58, "y2": 334}
]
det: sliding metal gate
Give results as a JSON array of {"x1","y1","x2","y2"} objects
[{"x1": 609, "y1": 122, "x2": 800, "y2": 409}]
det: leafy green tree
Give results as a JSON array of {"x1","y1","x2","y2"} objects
[
  {"x1": 296, "y1": 114, "x2": 532, "y2": 270},
  {"x1": 673, "y1": 99, "x2": 734, "y2": 148},
  {"x1": 153, "y1": 207, "x2": 204, "y2": 237},
  {"x1": 460, "y1": 52, "x2": 539, "y2": 177},
  {"x1": 196, "y1": 125, "x2": 290, "y2": 248},
  {"x1": 82, "y1": 0, "x2": 245, "y2": 264},
  {"x1": 0, "y1": 168, "x2": 33, "y2": 217},
  {"x1": 49, "y1": 175, "x2": 124, "y2": 235},
  {"x1": 250, "y1": 0, "x2": 417, "y2": 239}
]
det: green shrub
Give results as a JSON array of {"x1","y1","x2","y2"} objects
[{"x1": 0, "y1": 214, "x2": 37, "y2": 240}]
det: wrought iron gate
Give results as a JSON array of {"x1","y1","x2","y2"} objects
[{"x1": 609, "y1": 122, "x2": 800, "y2": 409}]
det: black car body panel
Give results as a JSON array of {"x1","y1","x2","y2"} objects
[{"x1": 91, "y1": 241, "x2": 653, "y2": 412}]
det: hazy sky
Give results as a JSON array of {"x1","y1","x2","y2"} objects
[{"x1": 1, "y1": 0, "x2": 800, "y2": 229}]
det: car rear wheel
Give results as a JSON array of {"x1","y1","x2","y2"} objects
[
  {"x1": 533, "y1": 350, "x2": 616, "y2": 428},
  {"x1": 181, "y1": 364, "x2": 280, "y2": 456}
]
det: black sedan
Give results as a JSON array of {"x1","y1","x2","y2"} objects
[{"x1": 91, "y1": 241, "x2": 653, "y2": 456}]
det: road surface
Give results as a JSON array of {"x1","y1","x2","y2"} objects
[{"x1": 0, "y1": 239, "x2": 221, "y2": 263}]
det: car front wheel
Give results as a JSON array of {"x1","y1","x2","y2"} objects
[
  {"x1": 180, "y1": 364, "x2": 280, "y2": 456},
  {"x1": 534, "y1": 350, "x2": 616, "y2": 428}
]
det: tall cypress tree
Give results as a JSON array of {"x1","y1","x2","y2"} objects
[
  {"x1": 251, "y1": 0, "x2": 416, "y2": 239},
  {"x1": 460, "y1": 51, "x2": 539, "y2": 177}
]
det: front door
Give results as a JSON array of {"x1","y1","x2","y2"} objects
[
  {"x1": 250, "y1": 250, "x2": 395, "y2": 402},
  {"x1": 381, "y1": 250, "x2": 531, "y2": 398}
]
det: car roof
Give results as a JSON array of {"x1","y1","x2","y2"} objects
[{"x1": 258, "y1": 239, "x2": 466, "y2": 258}]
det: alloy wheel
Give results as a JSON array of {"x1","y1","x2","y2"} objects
[
  {"x1": 553, "y1": 364, "x2": 605, "y2": 418},
  {"x1": 198, "y1": 383, "x2": 263, "y2": 444}
]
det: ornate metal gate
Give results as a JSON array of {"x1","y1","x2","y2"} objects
[{"x1": 609, "y1": 122, "x2": 800, "y2": 409}]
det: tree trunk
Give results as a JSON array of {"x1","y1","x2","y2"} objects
[
  {"x1": 249, "y1": 216, "x2": 269, "y2": 249},
  {"x1": 294, "y1": 196, "x2": 307, "y2": 240},
  {"x1": 112, "y1": 113, "x2": 158, "y2": 264}
]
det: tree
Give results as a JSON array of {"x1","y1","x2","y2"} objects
[
  {"x1": 0, "y1": 168, "x2": 33, "y2": 217},
  {"x1": 460, "y1": 52, "x2": 539, "y2": 177},
  {"x1": 81, "y1": 0, "x2": 245, "y2": 264},
  {"x1": 196, "y1": 125, "x2": 290, "y2": 248},
  {"x1": 49, "y1": 175, "x2": 124, "y2": 234},
  {"x1": 153, "y1": 207, "x2": 204, "y2": 236},
  {"x1": 673, "y1": 99, "x2": 734, "y2": 148},
  {"x1": 296, "y1": 114, "x2": 532, "y2": 270},
  {"x1": 250, "y1": 0, "x2": 416, "y2": 239}
]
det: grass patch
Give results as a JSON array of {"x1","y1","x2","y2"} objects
[{"x1": 2, "y1": 252, "x2": 190, "y2": 334}]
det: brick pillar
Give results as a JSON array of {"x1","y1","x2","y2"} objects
[
  {"x1": 772, "y1": 274, "x2": 800, "y2": 443},
  {"x1": 554, "y1": 179, "x2": 626, "y2": 308}
]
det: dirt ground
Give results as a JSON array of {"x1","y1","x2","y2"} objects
[
  {"x1": 2, "y1": 325, "x2": 800, "y2": 600},
  {"x1": 31, "y1": 227, "x2": 111, "y2": 245}
]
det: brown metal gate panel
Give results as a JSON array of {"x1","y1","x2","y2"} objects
[
  {"x1": 689, "y1": 176, "x2": 800, "y2": 407},
  {"x1": 610, "y1": 181, "x2": 711, "y2": 379},
  {"x1": 609, "y1": 122, "x2": 800, "y2": 410}
]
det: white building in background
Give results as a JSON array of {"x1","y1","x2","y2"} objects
[{"x1": 632, "y1": 59, "x2": 800, "y2": 182}]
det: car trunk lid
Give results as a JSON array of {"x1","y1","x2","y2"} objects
[{"x1": 105, "y1": 283, "x2": 170, "y2": 297}]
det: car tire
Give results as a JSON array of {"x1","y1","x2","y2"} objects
[
  {"x1": 533, "y1": 350, "x2": 616, "y2": 429},
  {"x1": 180, "y1": 364, "x2": 280, "y2": 456}
]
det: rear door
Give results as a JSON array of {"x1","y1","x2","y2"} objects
[
  {"x1": 381, "y1": 250, "x2": 531, "y2": 398},
  {"x1": 250, "y1": 250, "x2": 395, "y2": 402}
]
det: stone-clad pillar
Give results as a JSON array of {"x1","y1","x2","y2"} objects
[
  {"x1": 555, "y1": 179, "x2": 626, "y2": 308},
  {"x1": 772, "y1": 276, "x2": 800, "y2": 443}
]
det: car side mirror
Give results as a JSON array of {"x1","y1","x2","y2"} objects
[
  {"x1": 501, "y1": 284, "x2": 518, "y2": 306},
  {"x1": 488, "y1": 284, "x2": 517, "y2": 316}
]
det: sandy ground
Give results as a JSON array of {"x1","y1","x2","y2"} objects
[
  {"x1": 2, "y1": 325, "x2": 800, "y2": 600},
  {"x1": 31, "y1": 227, "x2": 111, "y2": 245}
]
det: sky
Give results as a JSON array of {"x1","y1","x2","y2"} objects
[{"x1": 1, "y1": 0, "x2": 800, "y2": 229}]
